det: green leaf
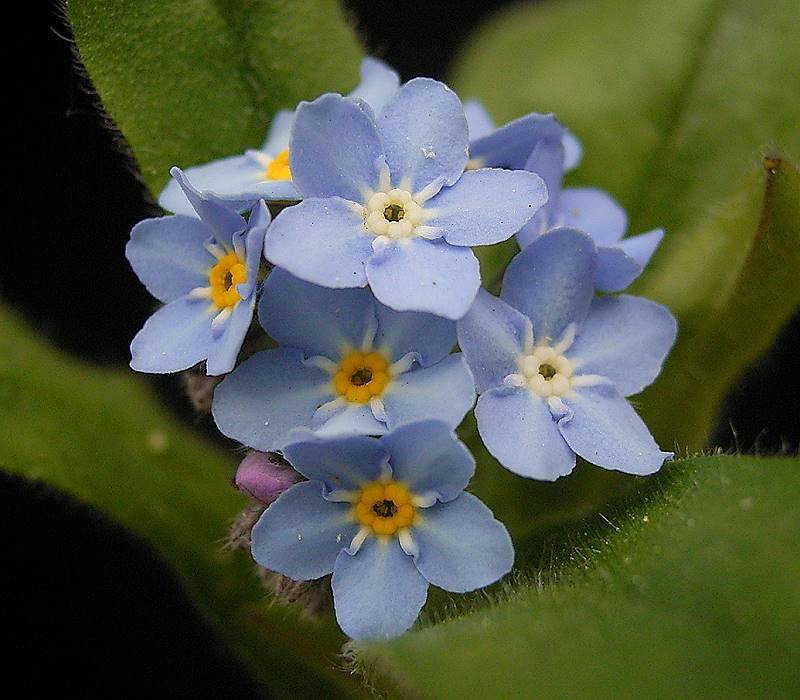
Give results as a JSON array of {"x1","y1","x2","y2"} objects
[
  {"x1": 0, "y1": 307, "x2": 364, "y2": 699},
  {"x1": 353, "y1": 454, "x2": 800, "y2": 698},
  {"x1": 66, "y1": 0, "x2": 363, "y2": 195}
]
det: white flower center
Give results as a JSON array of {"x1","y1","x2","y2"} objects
[
  {"x1": 517, "y1": 345, "x2": 575, "y2": 397},
  {"x1": 364, "y1": 188, "x2": 424, "y2": 239}
]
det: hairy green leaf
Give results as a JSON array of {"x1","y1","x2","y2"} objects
[
  {"x1": 66, "y1": 0, "x2": 363, "y2": 195},
  {"x1": 0, "y1": 308, "x2": 363, "y2": 699},
  {"x1": 354, "y1": 454, "x2": 800, "y2": 698}
]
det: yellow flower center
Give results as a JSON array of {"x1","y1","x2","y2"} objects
[
  {"x1": 333, "y1": 351, "x2": 391, "y2": 404},
  {"x1": 208, "y1": 252, "x2": 247, "y2": 309},
  {"x1": 265, "y1": 148, "x2": 292, "y2": 181},
  {"x1": 354, "y1": 481, "x2": 415, "y2": 536}
]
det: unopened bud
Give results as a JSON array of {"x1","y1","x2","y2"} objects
[{"x1": 235, "y1": 451, "x2": 302, "y2": 504}]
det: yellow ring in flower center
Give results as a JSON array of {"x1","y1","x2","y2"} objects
[
  {"x1": 209, "y1": 252, "x2": 247, "y2": 309},
  {"x1": 333, "y1": 351, "x2": 391, "y2": 403},
  {"x1": 354, "y1": 481, "x2": 415, "y2": 535},
  {"x1": 265, "y1": 148, "x2": 292, "y2": 181}
]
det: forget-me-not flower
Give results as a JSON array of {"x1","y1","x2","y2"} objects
[
  {"x1": 264, "y1": 78, "x2": 548, "y2": 320},
  {"x1": 457, "y1": 227, "x2": 676, "y2": 480},
  {"x1": 251, "y1": 420, "x2": 514, "y2": 639},
  {"x1": 212, "y1": 268, "x2": 476, "y2": 450},
  {"x1": 159, "y1": 57, "x2": 401, "y2": 215},
  {"x1": 127, "y1": 168, "x2": 269, "y2": 375}
]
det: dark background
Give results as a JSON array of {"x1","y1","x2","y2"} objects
[{"x1": 4, "y1": 0, "x2": 798, "y2": 694}]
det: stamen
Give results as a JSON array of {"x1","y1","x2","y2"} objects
[
  {"x1": 265, "y1": 148, "x2": 292, "y2": 181},
  {"x1": 333, "y1": 350, "x2": 391, "y2": 404}
]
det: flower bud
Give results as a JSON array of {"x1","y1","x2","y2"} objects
[{"x1": 234, "y1": 451, "x2": 302, "y2": 504}]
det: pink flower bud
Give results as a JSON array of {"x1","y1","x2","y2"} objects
[{"x1": 235, "y1": 451, "x2": 302, "y2": 504}]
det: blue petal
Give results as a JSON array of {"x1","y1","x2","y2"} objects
[
  {"x1": 261, "y1": 109, "x2": 294, "y2": 155},
  {"x1": 412, "y1": 492, "x2": 513, "y2": 593},
  {"x1": 566, "y1": 295, "x2": 677, "y2": 397},
  {"x1": 130, "y1": 297, "x2": 213, "y2": 374},
  {"x1": 206, "y1": 295, "x2": 255, "y2": 376},
  {"x1": 595, "y1": 245, "x2": 643, "y2": 292},
  {"x1": 332, "y1": 536, "x2": 428, "y2": 640},
  {"x1": 559, "y1": 384, "x2": 671, "y2": 475},
  {"x1": 265, "y1": 197, "x2": 373, "y2": 288},
  {"x1": 290, "y1": 94, "x2": 383, "y2": 201},
  {"x1": 259, "y1": 267, "x2": 375, "y2": 360},
  {"x1": 555, "y1": 188, "x2": 627, "y2": 245},
  {"x1": 282, "y1": 430, "x2": 388, "y2": 490},
  {"x1": 380, "y1": 420, "x2": 474, "y2": 502},
  {"x1": 457, "y1": 289, "x2": 532, "y2": 393},
  {"x1": 383, "y1": 355, "x2": 476, "y2": 431},
  {"x1": 169, "y1": 168, "x2": 247, "y2": 243},
  {"x1": 617, "y1": 228, "x2": 663, "y2": 269},
  {"x1": 366, "y1": 237, "x2": 480, "y2": 320},
  {"x1": 468, "y1": 113, "x2": 563, "y2": 170},
  {"x1": 211, "y1": 348, "x2": 330, "y2": 450},
  {"x1": 374, "y1": 303, "x2": 456, "y2": 366},
  {"x1": 464, "y1": 99, "x2": 495, "y2": 139},
  {"x1": 240, "y1": 201, "x2": 271, "y2": 300},
  {"x1": 378, "y1": 78, "x2": 468, "y2": 193},
  {"x1": 312, "y1": 402, "x2": 388, "y2": 437},
  {"x1": 501, "y1": 228, "x2": 596, "y2": 342},
  {"x1": 251, "y1": 481, "x2": 356, "y2": 580},
  {"x1": 475, "y1": 387, "x2": 576, "y2": 480},
  {"x1": 561, "y1": 129, "x2": 583, "y2": 171},
  {"x1": 126, "y1": 216, "x2": 213, "y2": 302},
  {"x1": 348, "y1": 57, "x2": 400, "y2": 115},
  {"x1": 425, "y1": 169, "x2": 547, "y2": 247}
]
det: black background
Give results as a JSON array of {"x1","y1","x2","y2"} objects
[{"x1": 4, "y1": 0, "x2": 798, "y2": 694}]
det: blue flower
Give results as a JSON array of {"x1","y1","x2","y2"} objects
[
  {"x1": 251, "y1": 420, "x2": 514, "y2": 639},
  {"x1": 457, "y1": 227, "x2": 676, "y2": 480},
  {"x1": 159, "y1": 57, "x2": 401, "y2": 216},
  {"x1": 212, "y1": 268, "x2": 476, "y2": 450},
  {"x1": 127, "y1": 168, "x2": 270, "y2": 375},
  {"x1": 264, "y1": 78, "x2": 548, "y2": 320}
]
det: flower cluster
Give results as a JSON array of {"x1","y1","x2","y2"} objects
[{"x1": 127, "y1": 57, "x2": 677, "y2": 640}]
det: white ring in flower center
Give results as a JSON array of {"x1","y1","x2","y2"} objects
[
  {"x1": 365, "y1": 188, "x2": 424, "y2": 239},
  {"x1": 517, "y1": 345, "x2": 574, "y2": 398}
]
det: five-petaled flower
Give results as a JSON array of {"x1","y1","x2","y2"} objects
[
  {"x1": 251, "y1": 420, "x2": 513, "y2": 639},
  {"x1": 212, "y1": 268, "x2": 476, "y2": 449},
  {"x1": 158, "y1": 58, "x2": 401, "y2": 216},
  {"x1": 457, "y1": 227, "x2": 677, "y2": 480},
  {"x1": 127, "y1": 168, "x2": 269, "y2": 375},
  {"x1": 264, "y1": 78, "x2": 548, "y2": 320}
]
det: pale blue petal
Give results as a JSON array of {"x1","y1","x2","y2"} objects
[
  {"x1": 464, "y1": 99, "x2": 495, "y2": 139},
  {"x1": 475, "y1": 387, "x2": 576, "y2": 480},
  {"x1": 380, "y1": 420, "x2": 474, "y2": 502},
  {"x1": 259, "y1": 267, "x2": 375, "y2": 359},
  {"x1": 265, "y1": 197, "x2": 373, "y2": 288},
  {"x1": 501, "y1": 228, "x2": 596, "y2": 341},
  {"x1": 333, "y1": 537, "x2": 428, "y2": 640},
  {"x1": 289, "y1": 94, "x2": 383, "y2": 201},
  {"x1": 562, "y1": 129, "x2": 583, "y2": 171},
  {"x1": 251, "y1": 481, "x2": 356, "y2": 580},
  {"x1": 261, "y1": 109, "x2": 294, "y2": 155},
  {"x1": 312, "y1": 402, "x2": 388, "y2": 437},
  {"x1": 378, "y1": 78, "x2": 468, "y2": 193},
  {"x1": 559, "y1": 384, "x2": 671, "y2": 475},
  {"x1": 468, "y1": 113, "x2": 562, "y2": 170},
  {"x1": 348, "y1": 56, "x2": 400, "y2": 114},
  {"x1": 382, "y1": 355, "x2": 475, "y2": 431},
  {"x1": 412, "y1": 493, "x2": 513, "y2": 593},
  {"x1": 130, "y1": 297, "x2": 214, "y2": 374},
  {"x1": 240, "y1": 201, "x2": 271, "y2": 300},
  {"x1": 374, "y1": 303, "x2": 456, "y2": 366},
  {"x1": 456, "y1": 289, "x2": 531, "y2": 393},
  {"x1": 555, "y1": 188, "x2": 627, "y2": 245},
  {"x1": 169, "y1": 168, "x2": 247, "y2": 243},
  {"x1": 206, "y1": 295, "x2": 255, "y2": 376},
  {"x1": 126, "y1": 215, "x2": 213, "y2": 302},
  {"x1": 425, "y1": 169, "x2": 547, "y2": 246},
  {"x1": 366, "y1": 237, "x2": 480, "y2": 320},
  {"x1": 566, "y1": 295, "x2": 677, "y2": 397},
  {"x1": 282, "y1": 430, "x2": 388, "y2": 490},
  {"x1": 524, "y1": 132, "x2": 565, "y2": 218},
  {"x1": 595, "y1": 245, "x2": 642, "y2": 292},
  {"x1": 617, "y1": 228, "x2": 663, "y2": 269},
  {"x1": 211, "y1": 348, "x2": 330, "y2": 450}
]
